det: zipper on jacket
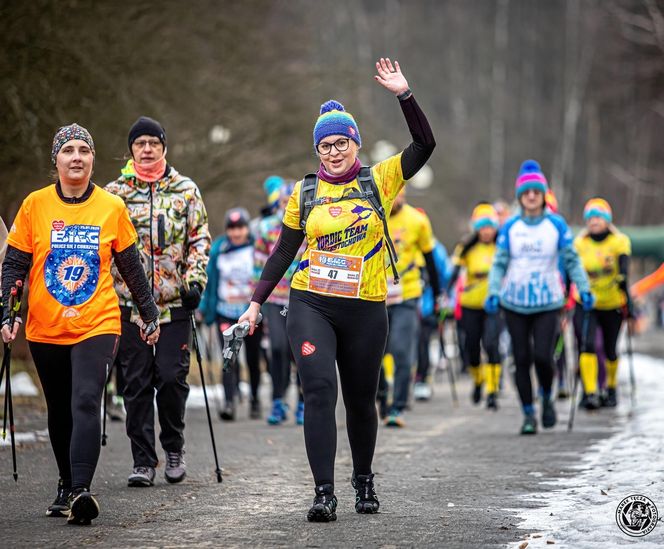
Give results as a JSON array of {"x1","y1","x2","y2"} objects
[{"x1": 149, "y1": 183, "x2": 155, "y2": 298}]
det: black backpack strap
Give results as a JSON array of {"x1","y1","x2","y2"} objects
[
  {"x1": 299, "y1": 174, "x2": 319, "y2": 231},
  {"x1": 357, "y1": 167, "x2": 400, "y2": 284}
]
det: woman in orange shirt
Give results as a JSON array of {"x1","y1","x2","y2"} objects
[{"x1": 1, "y1": 124, "x2": 160, "y2": 525}]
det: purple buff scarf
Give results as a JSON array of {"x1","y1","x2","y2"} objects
[{"x1": 316, "y1": 158, "x2": 362, "y2": 185}]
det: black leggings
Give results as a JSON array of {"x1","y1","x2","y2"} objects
[
  {"x1": 29, "y1": 334, "x2": 118, "y2": 490},
  {"x1": 264, "y1": 303, "x2": 292, "y2": 400},
  {"x1": 459, "y1": 307, "x2": 501, "y2": 366},
  {"x1": 216, "y1": 315, "x2": 263, "y2": 401},
  {"x1": 573, "y1": 304, "x2": 623, "y2": 361},
  {"x1": 287, "y1": 289, "x2": 388, "y2": 486},
  {"x1": 416, "y1": 315, "x2": 438, "y2": 382},
  {"x1": 503, "y1": 309, "x2": 559, "y2": 407}
]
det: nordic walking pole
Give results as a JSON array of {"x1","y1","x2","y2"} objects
[
  {"x1": 487, "y1": 312, "x2": 500, "y2": 410},
  {"x1": 2, "y1": 280, "x2": 24, "y2": 481},
  {"x1": 626, "y1": 319, "x2": 636, "y2": 409},
  {"x1": 101, "y1": 363, "x2": 114, "y2": 447},
  {"x1": 568, "y1": 310, "x2": 590, "y2": 432},
  {"x1": 190, "y1": 314, "x2": 223, "y2": 483}
]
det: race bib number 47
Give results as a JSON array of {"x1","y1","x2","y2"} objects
[{"x1": 308, "y1": 250, "x2": 363, "y2": 298}]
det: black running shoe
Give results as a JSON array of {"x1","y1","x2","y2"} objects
[
  {"x1": 249, "y1": 398, "x2": 261, "y2": 420},
  {"x1": 220, "y1": 403, "x2": 236, "y2": 421},
  {"x1": 541, "y1": 398, "x2": 556, "y2": 428},
  {"x1": 307, "y1": 484, "x2": 337, "y2": 522},
  {"x1": 604, "y1": 388, "x2": 617, "y2": 408},
  {"x1": 583, "y1": 392, "x2": 601, "y2": 410},
  {"x1": 486, "y1": 392, "x2": 498, "y2": 410},
  {"x1": 520, "y1": 414, "x2": 537, "y2": 435},
  {"x1": 67, "y1": 488, "x2": 99, "y2": 526},
  {"x1": 46, "y1": 479, "x2": 71, "y2": 517},
  {"x1": 352, "y1": 473, "x2": 379, "y2": 514},
  {"x1": 472, "y1": 384, "x2": 482, "y2": 405}
]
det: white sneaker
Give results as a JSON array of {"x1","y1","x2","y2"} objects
[
  {"x1": 413, "y1": 382, "x2": 433, "y2": 401},
  {"x1": 128, "y1": 466, "x2": 155, "y2": 487},
  {"x1": 164, "y1": 450, "x2": 186, "y2": 483}
]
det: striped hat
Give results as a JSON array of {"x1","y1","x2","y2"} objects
[
  {"x1": 313, "y1": 100, "x2": 361, "y2": 149},
  {"x1": 515, "y1": 160, "x2": 548, "y2": 198},
  {"x1": 583, "y1": 198, "x2": 612, "y2": 223},
  {"x1": 471, "y1": 203, "x2": 499, "y2": 231},
  {"x1": 263, "y1": 175, "x2": 284, "y2": 209}
]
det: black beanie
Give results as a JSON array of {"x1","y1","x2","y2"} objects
[{"x1": 128, "y1": 116, "x2": 166, "y2": 150}]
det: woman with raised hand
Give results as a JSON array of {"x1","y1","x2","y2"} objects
[
  {"x1": 1, "y1": 124, "x2": 160, "y2": 525},
  {"x1": 240, "y1": 58, "x2": 435, "y2": 522}
]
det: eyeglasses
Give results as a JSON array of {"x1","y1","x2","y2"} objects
[
  {"x1": 316, "y1": 138, "x2": 351, "y2": 155},
  {"x1": 133, "y1": 138, "x2": 163, "y2": 149}
]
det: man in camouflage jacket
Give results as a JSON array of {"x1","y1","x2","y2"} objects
[{"x1": 106, "y1": 116, "x2": 210, "y2": 487}]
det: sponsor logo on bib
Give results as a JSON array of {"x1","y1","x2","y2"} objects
[
  {"x1": 318, "y1": 255, "x2": 350, "y2": 269},
  {"x1": 301, "y1": 341, "x2": 316, "y2": 356},
  {"x1": 328, "y1": 206, "x2": 342, "y2": 217},
  {"x1": 52, "y1": 220, "x2": 65, "y2": 231}
]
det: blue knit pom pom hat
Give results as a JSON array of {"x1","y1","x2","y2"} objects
[
  {"x1": 313, "y1": 100, "x2": 361, "y2": 150},
  {"x1": 515, "y1": 159, "x2": 549, "y2": 198}
]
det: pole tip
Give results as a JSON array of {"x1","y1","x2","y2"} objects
[
  {"x1": 13, "y1": 473, "x2": 18, "y2": 482},
  {"x1": 216, "y1": 470, "x2": 223, "y2": 483}
]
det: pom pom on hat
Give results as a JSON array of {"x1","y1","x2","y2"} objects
[
  {"x1": 224, "y1": 207, "x2": 250, "y2": 228},
  {"x1": 515, "y1": 159, "x2": 549, "y2": 198},
  {"x1": 313, "y1": 99, "x2": 361, "y2": 149},
  {"x1": 320, "y1": 100, "x2": 346, "y2": 114},
  {"x1": 583, "y1": 198, "x2": 612, "y2": 223}
]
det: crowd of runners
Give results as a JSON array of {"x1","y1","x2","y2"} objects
[{"x1": 0, "y1": 57, "x2": 647, "y2": 525}]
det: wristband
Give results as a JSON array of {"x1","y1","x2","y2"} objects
[{"x1": 397, "y1": 88, "x2": 412, "y2": 101}]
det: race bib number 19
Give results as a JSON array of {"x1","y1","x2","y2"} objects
[{"x1": 308, "y1": 250, "x2": 363, "y2": 298}]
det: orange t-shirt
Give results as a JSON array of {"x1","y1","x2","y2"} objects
[{"x1": 7, "y1": 184, "x2": 138, "y2": 344}]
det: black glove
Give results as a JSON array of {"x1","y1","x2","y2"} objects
[
  {"x1": 180, "y1": 282, "x2": 202, "y2": 312},
  {"x1": 141, "y1": 317, "x2": 160, "y2": 337}
]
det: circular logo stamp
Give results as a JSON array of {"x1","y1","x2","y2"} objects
[{"x1": 616, "y1": 495, "x2": 659, "y2": 537}]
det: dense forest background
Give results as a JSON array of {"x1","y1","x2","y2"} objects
[{"x1": 2, "y1": 0, "x2": 664, "y2": 245}]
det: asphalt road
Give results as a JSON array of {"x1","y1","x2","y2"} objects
[{"x1": 2, "y1": 355, "x2": 630, "y2": 549}]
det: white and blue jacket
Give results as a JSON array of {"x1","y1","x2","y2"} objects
[{"x1": 487, "y1": 212, "x2": 589, "y2": 314}]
